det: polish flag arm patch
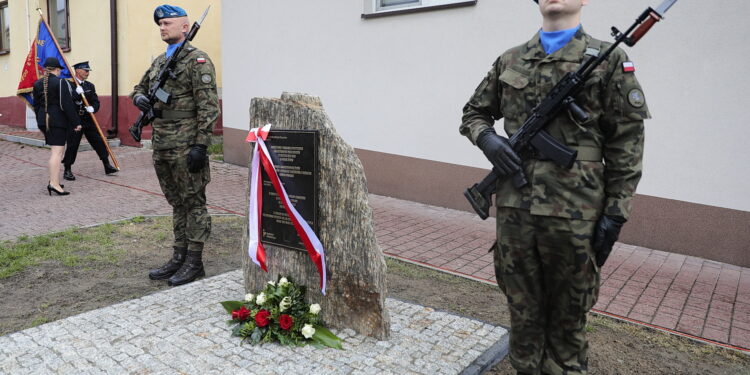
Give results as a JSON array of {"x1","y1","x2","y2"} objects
[
  {"x1": 622, "y1": 61, "x2": 635, "y2": 73},
  {"x1": 196, "y1": 57, "x2": 207, "y2": 64}
]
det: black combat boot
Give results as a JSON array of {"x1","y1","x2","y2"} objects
[
  {"x1": 102, "y1": 159, "x2": 118, "y2": 175},
  {"x1": 63, "y1": 167, "x2": 76, "y2": 181},
  {"x1": 148, "y1": 246, "x2": 187, "y2": 280},
  {"x1": 167, "y1": 250, "x2": 205, "y2": 286}
]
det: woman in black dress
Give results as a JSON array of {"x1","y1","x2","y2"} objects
[{"x1": 32, "y1": 57, "x2": 82, "y2": 195}]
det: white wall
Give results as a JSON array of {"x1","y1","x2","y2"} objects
[{"x1": 222, "y1": 0, "x2": 750, "y2": 212}]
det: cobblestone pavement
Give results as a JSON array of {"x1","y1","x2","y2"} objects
[
  {"x1": 0, "y1": 270, "x2": 508, "y2": 374},
  {"x1": 1, "y1": 129, "x2": 749, "y2": 353}
]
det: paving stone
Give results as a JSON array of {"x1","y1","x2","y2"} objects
[{"x1": 0, "y1": 270, "x2": 506, "y2": 374}]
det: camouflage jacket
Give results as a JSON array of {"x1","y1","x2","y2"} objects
[
  {"x1": 131, "y1": 42, "x2": 220, "y2": 150},
  {"x1": 460, "y1": 28, "x2": 649, "y2": 221}
]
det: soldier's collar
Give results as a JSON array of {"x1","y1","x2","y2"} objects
[
  {"x1": 162, "y1": 41, "x2": 196, "y2": 60},
  {"x1": 522, "y1": 27, "x2": 589, "y2": 63}
]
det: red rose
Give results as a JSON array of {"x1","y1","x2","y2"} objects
[
  {"x1": 232, "y1": 306, "x2": 250, "y2": 321},
  {"x1": 279, "y1": 314, "x2": 293, "y2": 330},
  {"x1": 255, "y1": 309, "x2": 271, "y2": 327}
]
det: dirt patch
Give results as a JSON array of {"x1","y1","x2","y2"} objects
[
  {"x1": 0, "y1": 216, "x2": 245, "y2": 336},
  {"x1": 1, "y1": 216, "x2": 748, "y2": 374}
]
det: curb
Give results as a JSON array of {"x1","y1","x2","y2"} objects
[
  {"x1": 0, "y1": 133, "x2": 121, "y2": 150},
  {"x1": 461, "y1": 334, "x2": 510, "y2": 375}
]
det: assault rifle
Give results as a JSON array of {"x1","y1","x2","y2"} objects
[
  {"x1": 129, "y1": 5, "x2": 211, "y2": 142},
  {"x1": 464, "y1": 0, "x2": 678, "y2": 219}
]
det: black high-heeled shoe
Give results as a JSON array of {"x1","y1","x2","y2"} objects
[
  {"x1": 48, "y1": 181, "x2": 63, "y2": 188},
  {"x1": 47, "y1": 184, "x2": 70, "y2": 196}
]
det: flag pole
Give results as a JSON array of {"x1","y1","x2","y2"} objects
[{"x1": 36, "y1": 8, "x2": 120, "y2": 170}]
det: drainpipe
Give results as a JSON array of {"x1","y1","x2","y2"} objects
[
  {"x1": 108, "y1": 0, "x2": 118, "y2": 138},
  {"x1": 25, "y1": 0, "x2": 31, "y2": 45}
]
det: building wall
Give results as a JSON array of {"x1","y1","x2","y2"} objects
[
  {"x1": 0, "y1": 0, "x2": 222, "y2": 142},
  {"x1": 118, "y1": 1, "x2": 222, "y2": 97},
  {"x1": 221, "y1": 0, "x2": 750, "y2": 266}
]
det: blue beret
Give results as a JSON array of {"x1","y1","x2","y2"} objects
[{"x1": 154, "y1": 4, "x2": 187, "y2": 25}]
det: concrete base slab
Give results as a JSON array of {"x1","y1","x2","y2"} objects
[{"x1": 0, "y1": 270, "x2": 508, "y2": 374}]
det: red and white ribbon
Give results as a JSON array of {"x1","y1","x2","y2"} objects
[{"x1": 245, "y1": 124, "x2": 327, "y2": 294}]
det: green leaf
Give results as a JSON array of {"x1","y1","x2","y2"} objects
[
  {"x1": 309, "y1": 341, "x2": 326, "y2": 349},
  {"x1": 220, "y1": 301, "x2": 245, "y2": 314},
  {"x1": 231, "y1": 324, "x2": 243, "y2": 337},
  {"x1": 312, "y1": 325, "x2": 343, "y2": 350},
  {"x1": 251, "y1": 327, "x2": 263, "y2": 343},
  {"x1": 278, "y1": 333, "x2": 292, "y2": 346}
]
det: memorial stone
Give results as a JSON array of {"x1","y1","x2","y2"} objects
[{"x1": 243, "y1": 92, "x2": 390, "y2": 340}]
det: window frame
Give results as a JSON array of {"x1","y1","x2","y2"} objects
[
  {"x1": 0, "y1": 1, "x2": 9, "y2": 55},
  {"x1": 377, "y1": 0, "x2": 422, "y2": 12},
  {"x1": 46, "y1": 0, "x2": 71, "y2": 52},
  {"x1": 362, "y1": 0, "x2": 477, "y2": 19}
]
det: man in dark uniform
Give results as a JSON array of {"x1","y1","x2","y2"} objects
[
  {"x1": 131, "y1": 5, "x2": 220, "y2": 286},
  {"x1": 460, "y1": 0, "x2": 648, "y2": 374},
  {"x1": 62, "y1": 61, "x2": 118, "y2": 180}
]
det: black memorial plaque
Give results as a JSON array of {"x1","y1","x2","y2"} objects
[{"x1": 260, "y1": 130, "x2": 319, "y2": 251}]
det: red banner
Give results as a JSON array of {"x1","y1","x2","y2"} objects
[{"x1": 16, "y1": 40, "x2": 41, "y2": 106}]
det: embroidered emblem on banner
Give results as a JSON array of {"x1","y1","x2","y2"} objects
[{"x1": 622, "y1": 61, "x2": 635, "y2": 73}]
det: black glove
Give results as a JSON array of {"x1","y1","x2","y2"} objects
[
  {"x1": 593, "y1": 215, "x2": 625, "y2": 267},
  {"x1": 133, "y1": 94, "x2": 152, "y2": 113},
  {"x1": 476, "y1": 129, "x2": 522, "y2": 176},
  {"x1": 187, "y1": 144, "x2": 208, "y2": 173}
]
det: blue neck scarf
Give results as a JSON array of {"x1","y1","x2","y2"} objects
[
  {"x1": 166, "y1": 43, "x2": 180, "y2": 58},
  {"x1": 539, "y1": 24, "x2": 581, "y2": 55}
]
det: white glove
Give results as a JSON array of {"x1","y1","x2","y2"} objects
[
  {"x1": 85, "y1": 106, "x2": 94, "y2": 113},
  {"x1": 75, "y1": 86, "x2": 84, "y2": 95}
]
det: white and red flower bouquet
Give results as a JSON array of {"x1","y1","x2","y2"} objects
[{"x1": 220, "y1": 276, "x2": 343, "y2": 349}]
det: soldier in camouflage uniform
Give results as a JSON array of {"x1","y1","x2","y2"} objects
[
  {"x1": 131, "y1": 4, "x2": 220, "y2": 287},
  {"x1": 460, "y1": 1, "x2": 648, "y2": 374}
]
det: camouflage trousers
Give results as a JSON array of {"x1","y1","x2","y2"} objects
[
  {"x1": 153, "y1": 147, "x2": 211, "y2": 252},
  {"x1": 493, "y1": 207, "x2": 599, "y2": 375}
]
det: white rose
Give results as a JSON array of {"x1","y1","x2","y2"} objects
[
  {"x1": 301, "y1": 324, "x2": 315, "y2": 339},
  {"x1": 244, "y1": 293, "x2": 255, "y2": 302},
  {"x1": 279, "y1": 296, "x2": 292, "y2": 312},
  {"x1": 256, "y1": 292, "x2": 267, "y2": 305},
  {"x1": 279, "y1": 277, "x2": 289, "y2": 286},
  {"x1": 267, "y1": 281, "x2": 276, "y2": 286},
  {"x1": 309, "y1": 303, "x2": 321, "y2": 315}
]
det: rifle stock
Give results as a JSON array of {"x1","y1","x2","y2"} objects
[{"x1": 128, "y1": 111, "x2": 154, "y2": 143}]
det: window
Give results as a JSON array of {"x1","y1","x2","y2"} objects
[
  {"x1": 0, "y1": 1, "x2": 9, "y2": 54},
  {"x1": 363, "y1": 0, "x2": 476, "y2": 19},
  {"x1": 378, "y1": 0, "x2": 421, "y2": 11},
  {"x1": 47, "y1": 0, "x2": 70, "y2": 51}
]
